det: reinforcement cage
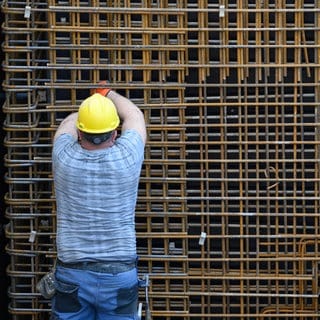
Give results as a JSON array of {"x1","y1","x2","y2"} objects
[{"x1": 2, "y1": 0, "x2": 320, "y2": 319}]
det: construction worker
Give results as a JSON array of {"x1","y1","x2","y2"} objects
[{"x1": 51, "y1": 86, "x2": 146, "y2": 320}]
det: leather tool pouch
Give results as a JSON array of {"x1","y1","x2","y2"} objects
[{"x1": 36, "y1": 270, "x2": 56, "y2": 299}]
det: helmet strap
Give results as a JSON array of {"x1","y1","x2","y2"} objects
[{"x1": 81, "y1": 131, "x2": 114, "y2": 145}]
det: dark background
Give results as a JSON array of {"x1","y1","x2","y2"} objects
[{"x1": 0, "y1": 9, "x2": 10, "y2": 320}]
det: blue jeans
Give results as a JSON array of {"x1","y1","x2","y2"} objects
[{"x1": 50, "y1": 265, "x2": 139, "y2": 320}]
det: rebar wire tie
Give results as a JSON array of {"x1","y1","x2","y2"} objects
[{"x1": 138, "y1": 274, "x2": 151, "y2": 320}]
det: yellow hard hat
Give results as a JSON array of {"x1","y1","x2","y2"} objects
[{"x1": 76, "y1": 93, "x2": 120, "y2": 133}]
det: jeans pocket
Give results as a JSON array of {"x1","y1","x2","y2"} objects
[
  {"x1": 54, "y1": 278, "x2": 81, "y2": 313},
  {"x1": 115, "y1": 283, "x2": 139, "y2": 314}
]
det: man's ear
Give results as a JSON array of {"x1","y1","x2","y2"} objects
[
  {"x1": 77, "y1": 129, "x2": 83, "y2": 141},
  {"x1": 111, "y1": 130, "x2": 117, "y2": 142}
]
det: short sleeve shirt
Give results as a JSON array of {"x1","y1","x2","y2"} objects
[{"x1": 52, "y1": 130, "x2": 144, "y2": 263}]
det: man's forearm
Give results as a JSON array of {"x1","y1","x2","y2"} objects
[
  {"x1": 106, "y1": 90, "x2": 146, "y2": 143},
  {"x1": 106, "y1": 90, "x2": 140, "y2": 120},
  {"x1": 54, "y1": 113, "x2": 78, "y2": 142}
]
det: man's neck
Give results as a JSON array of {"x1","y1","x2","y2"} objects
[{"x1": 80, "y1": 140, "x2": 114, "y2": 150}]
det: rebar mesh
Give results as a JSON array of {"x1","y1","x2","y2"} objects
[{"x1": 2, "y1": 0, "x2": 320, "y2": 319}]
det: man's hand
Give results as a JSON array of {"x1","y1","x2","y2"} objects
[{"x1": 91, "y1": 80, "x2": 111, "y2": 97}]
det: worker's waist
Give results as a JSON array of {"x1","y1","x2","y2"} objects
[{"x1": 57, "y1": 259, "x2": 136, "y2": 274}]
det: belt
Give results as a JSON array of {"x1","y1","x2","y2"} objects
[{"x1": 57, "y1": 259, "x2": 136, "y2": 274}]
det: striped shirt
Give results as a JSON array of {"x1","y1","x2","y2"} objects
[{"x1": 52, "y1": 130, "x2": 144, "y2": 263}]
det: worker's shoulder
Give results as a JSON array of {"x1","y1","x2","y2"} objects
[
  {"x1": 53, "y1": 132, "x2": 75, "y2": 145},
  {"x1": 117, "y1": 129, "x2": 145, "y2": 147}
]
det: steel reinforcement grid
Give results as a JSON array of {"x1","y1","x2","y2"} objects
[{"x1": 1, "y1": 0, "x2": 320, "y2": 319}]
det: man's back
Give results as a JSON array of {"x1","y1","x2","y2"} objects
[{"x1": 53, "y1": 130, "x2": 144, "y2": 263}]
